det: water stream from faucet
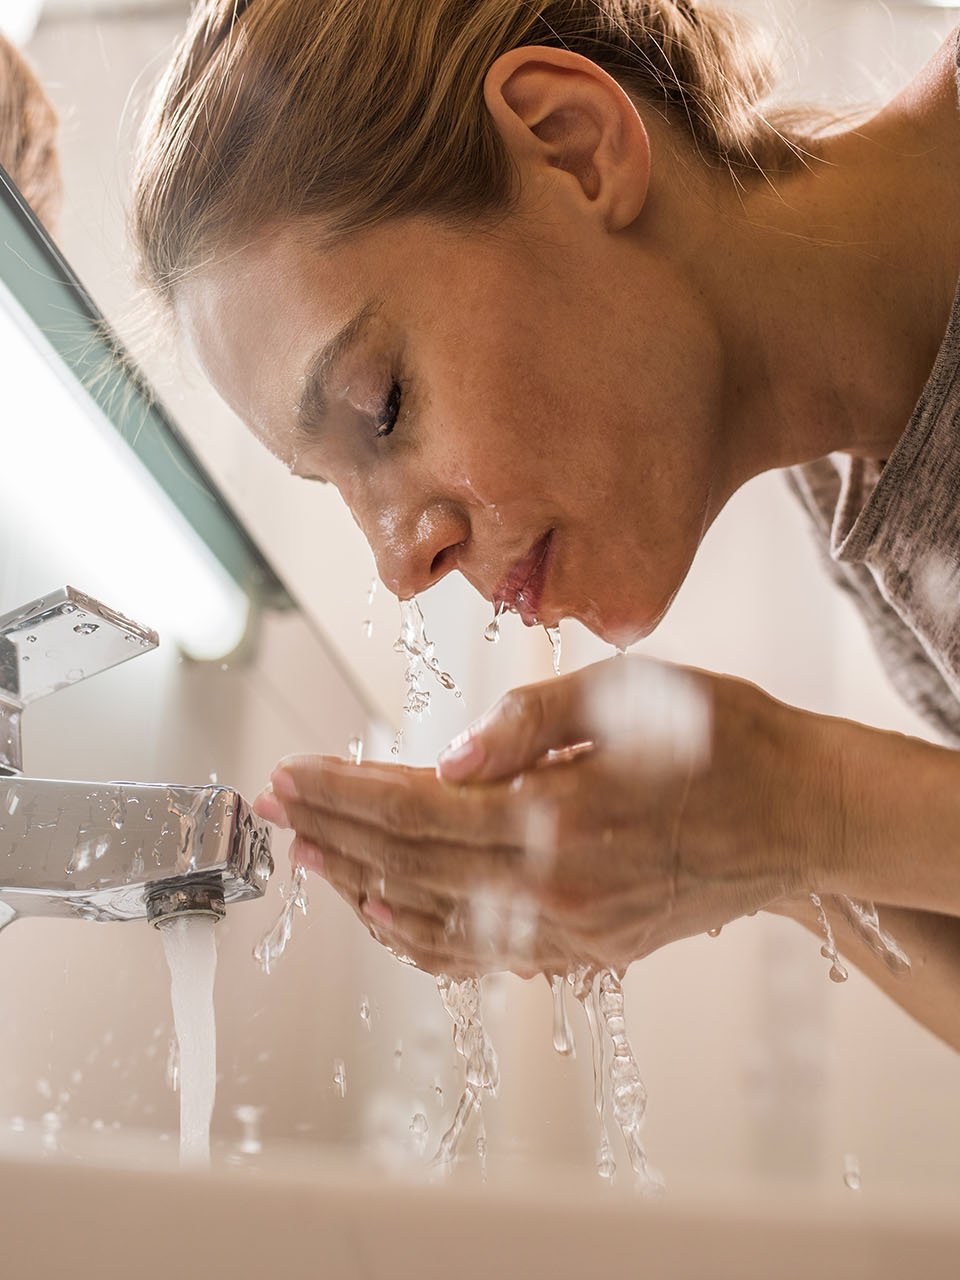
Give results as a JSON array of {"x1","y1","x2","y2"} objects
[{"x1": 160, "y1": 915, "x2": 218, "y2": 1167}]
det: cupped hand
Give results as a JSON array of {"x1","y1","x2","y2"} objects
[{"x1": 253, "y1": 657, "x2": 833, "y2": 977}]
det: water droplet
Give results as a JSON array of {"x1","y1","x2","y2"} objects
[
  {"x1": 25, "y1": 635, "x2": 36, "y2": 643},
  {"x1": 367, "y1": 577, "x2": 378, "y2": 606},
  {"x1": 393, "y1": 1041, "x2": 403, "y2": 1071},
  {"x1": 66, "y1": 668, "x2": 84, "y2": 682},
  {"x1": 810, "y1": 893, "x2": 848, "y2": 983},
  {"x1": 234, "y1": 1104, "x2": 264, "y2": 1155},
  {"x1": 434, "y1": 1083, "x2": 444, "y2": 1105},
  {"x1": 5, "y1": 790, "x2": 20, "y2": 816},
  {"x1": 21, "y1": 655, "x2": 30, "y2": 663},
  {"x1": 391, "y1": 730, "x2": 403, "y2": 757},
  {"x1": 843, "y1": 1153, "x2": 861, "y2": 1190},
  {"x1": 61, "y1": 604, "x2": 76, "y2": 614},
  {"x1": 333, "y1": 1059, "x2": 346, "y2": 1098},
  {"x1": 73, "y1": 622, "x2": 99, "y2": 636},
  {"x1": 545, "y1": 625, "x2": 562, "y2": 676},
  {"x1": 707, "y1": 926, "x2": 722, "y2": 938},
  {"x1": 484, "y1": 600, "x2": 506, "y2": 644},
  {"x1": 409, "y1": 1112, "x2": 429, "y2": 1154},
  {"x1": 347, "y1": 737, "x2": 364, "y2": 766},
  {"x1": 362, "y1": 618, "x2": 373, "y2": 638},
  {"x1": 359, "y1": 998, "x2": 371, "y2": 1029},
  {"x1": 209, "y1": 771, "x2": 218, "y2": 784}
]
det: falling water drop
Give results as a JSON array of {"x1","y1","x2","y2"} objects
[
  {"x1": 362, "y1": 618, "x2": 374, "y2": 638},
  {"x1": 810, "y1": 893, "x2": 848, "y2": 983},
  {"x1": 409, "y1": 1112, "x2": 429, "y2": 1155},
  {"x1": 234, "y1": 1104, "x2": 264, "y2": 1156},
  {"x1": 843, "y1": 1152, "x2": 862, "y2": 1191},
  {"x1": 550, "y1": 975, "x2": 575, "y2": 1056},
  {"x1": 333, "y1": 1060, "x2": 346, "y2": 1098},
  {"x1": 347, "y1": 737, "x2": 364, "y2": 766},
  {"x1": 391, "y1": 730, "x2": 403, "y2": 757},
  {"x1": 545, "y1": 625, "x2": 562, "y2": 676},
  {"x1": 166, "y1": 1036, "x2": 180, "y2": 1092},
  {"x1": 367, "y1": 577, "x2": 378, "y2": 606},
  {"x1": 707, "y1": 926, "x2": 722, "y2": 938},
  {"x1": 393, "y1": 1041, "x2": 404, "y2": 1071},
  {"x1": 570, "y1": 967, "x2": 616, "y2": 1183},
  {"x1": 484, "y1": 601, "x2": 506, "y2": 644},
  {"x1": 359, "y1": 998, "x2": 371, "y2": 1030}
]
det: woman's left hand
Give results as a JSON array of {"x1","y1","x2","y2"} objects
[{"x1": 253, "y1": 656, "x2": 838, "y2": 977}]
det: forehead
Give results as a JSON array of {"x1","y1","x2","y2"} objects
[{"x1": 176, "y1": 223, "x2": 373, "y2": 453}]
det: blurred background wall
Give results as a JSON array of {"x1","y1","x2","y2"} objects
[{"x1": 1, "y1": 0, "x2": 959, "y2": 1196}]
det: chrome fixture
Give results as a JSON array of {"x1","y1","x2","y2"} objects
[{"x1": 0, "y1": 587, "x2": 273, "y2": 932}]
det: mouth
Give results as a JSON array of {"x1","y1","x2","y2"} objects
[{"x1": 493, "y1": 529, "x2": 556, "y2": 626}]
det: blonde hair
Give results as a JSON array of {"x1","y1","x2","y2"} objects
[
  {"x1": 0, "y1": 33, "x2": 62, "y2": 229},
  {"x1": 132, "y1": 0, "x2": 809, "y2": 300}
]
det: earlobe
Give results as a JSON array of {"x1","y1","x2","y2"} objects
[{"x1": 483, "y1": 45, "x2": 651, "y2": 231}]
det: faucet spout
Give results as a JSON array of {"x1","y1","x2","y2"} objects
[{"x1": 0, "y1": 778, "x2": 273, "y2": 925}]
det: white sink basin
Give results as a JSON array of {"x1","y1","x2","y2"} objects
[{"x1": 2, "y1": 1131, "x2": 959, "y2": 1280}]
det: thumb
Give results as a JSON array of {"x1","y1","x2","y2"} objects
[{"x1": 436, "y1": 670, "x2": 593, "y2": 784}]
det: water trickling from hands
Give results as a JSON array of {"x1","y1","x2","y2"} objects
[{"x1": 253, "y1": 864, "x2": 308, "y2": 974}]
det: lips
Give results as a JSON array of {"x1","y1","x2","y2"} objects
[{"x1": 493, "y1": 529, "x2": 555, "y2": 626}]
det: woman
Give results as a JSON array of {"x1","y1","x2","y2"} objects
[{"x1": 132, "y1": 1, "x2": 960, "y2": 1046}]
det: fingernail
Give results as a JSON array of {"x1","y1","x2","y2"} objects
[
  {"x1": 254, "y1": 788, "x2": 290, "y2": 828},
  {"x1": 271, "y1": 770, "x2": 298, "y2": 801},
  {"x1": 437, "y1": 734, "x2": 485, "y2": 781},
  {"x1": 362, "y1": 898, "x2": 393, "y2": 927}
]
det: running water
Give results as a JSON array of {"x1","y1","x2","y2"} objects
[
  {"x1": 160, "y1": 916, "x2": 218, "y2": 1167},
  {"x1": 596, "y1": 970, "x2": 662, "y2": 1193},
  {"x1": 432, "y1": 976, "x2": 500, "y2": 1169},
  {"x1": 550, "y1": 974, "x2": 575, "y2": 1056},
  {"x1": 570, "y1": 967, "x2": 616, "y2": 1181},
  {"x1": 834, "y1": 896, "x2": 910, "y2": 975},
  {"x1": 484, "y1": 601, "x2": 506, "y2": 644},
  {"x1": 253, "y1": 865, "x2": 308, "y2": 974},
  {"x1": 809, "y1": 892, "x2": 849, "y2": 983},
  {"x1": 394, "y1": 598, "x2": 462, "y2": 718},
  {"x1": 545, "y1": 625, "x2": 562, "y2": 676}
]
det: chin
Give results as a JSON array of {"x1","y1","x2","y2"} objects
[{"x1": 573, "y1": 591, "x2": 677, "y2": 650}]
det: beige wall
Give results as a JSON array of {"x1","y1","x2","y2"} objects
[{"x1": 2, "y1": 0, "x2": 958, "y2": 1196}]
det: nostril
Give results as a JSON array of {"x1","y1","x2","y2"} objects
[{"x1": 429, "y1": 543, "x2": 462, "y2": 580}]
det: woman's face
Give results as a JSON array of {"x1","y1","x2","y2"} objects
[{"x1": 180, "y1": 204, "x2": 726, "y2": 647}]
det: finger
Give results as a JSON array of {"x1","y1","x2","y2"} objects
[
  {"x1": 292, "y1": 837, "x2": 457, "y2": 919},
  {"x1": 436, "y1": 668, "x2": 599, "y2": 784},
  {"x1": 271, "y1": 756, "x2": 522, "y2": 848},
  {"x1": 437, "y1": 656, "x2": 711, "y2": 784},
  {"x1": 285, "y1": 800, "x2": 521, "y2": 892}
]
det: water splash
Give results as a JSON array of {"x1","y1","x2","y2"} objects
[
  {"x1": 550, "y1": 974, "x2": 575, "y2": 1056},
  {"x1": 810, "y1": 892, "x2": 848, "y2": 983},
  {"x1": 253, "y1": 865, "x2": 308, "y2": 974},
  {"x1": 570, "y1": 967, "x2": 616, "y2": 1181},
  {"x1": 596, "y1": 970, "x2": 662, "y2": 1193},
  {"x1": 433, "y1": 976, "x2": 500, "y2": 1169},
  {"x1": 545, "y1": 625, "x2": 562, "y2": 676},
  {"x1": 394, "y1": 599, "x2": 461, "y2": 719},
  {"x1": 484, "y1": 601, "x2": 506, "y2": 644},
  {"x1": 833, "y1": 896, "x2": 910, "y2": 975},
  {"x1": 160, "y1": 915, "x2": 218, "y2": 1167}
]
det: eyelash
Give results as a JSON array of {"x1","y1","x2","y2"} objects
[{"x1": 375, "y1": 380, "x2": 403, "y2": 438}]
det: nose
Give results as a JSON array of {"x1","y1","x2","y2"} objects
[{"x1": 368, "y1": 499, "x2": 470, "y2": 600}]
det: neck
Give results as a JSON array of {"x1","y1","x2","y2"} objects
[{"x1": 680, "y1": 33, "x2": 960, "y2": 513}]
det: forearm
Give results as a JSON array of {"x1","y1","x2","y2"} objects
[
  {"x1": 805, "y1": 713, "x2": 960, "y2": 918},
  {"x1": 770, "y1": 894, "x2": 960, "y2": 1051}
]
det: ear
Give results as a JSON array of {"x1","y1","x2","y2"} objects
[{"x1": 483, "y1": 46, "x2": 651, "y2": 231}]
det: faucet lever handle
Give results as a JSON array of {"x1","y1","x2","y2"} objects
[{"x1": 0, "y1": 586, "x2": 158, "y2": 774}]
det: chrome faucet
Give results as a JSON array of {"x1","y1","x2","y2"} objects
[{"x1": 0, "y1": 587, "x2": 273, "y2": 932}]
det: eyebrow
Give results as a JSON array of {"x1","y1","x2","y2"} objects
[{"x1": 295, "y1": 299, "x2": 381, "y2": 436}]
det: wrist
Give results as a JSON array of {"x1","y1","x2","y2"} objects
[{"x1": 809, "y1": 714, "x2": 960, "y2": 915}]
